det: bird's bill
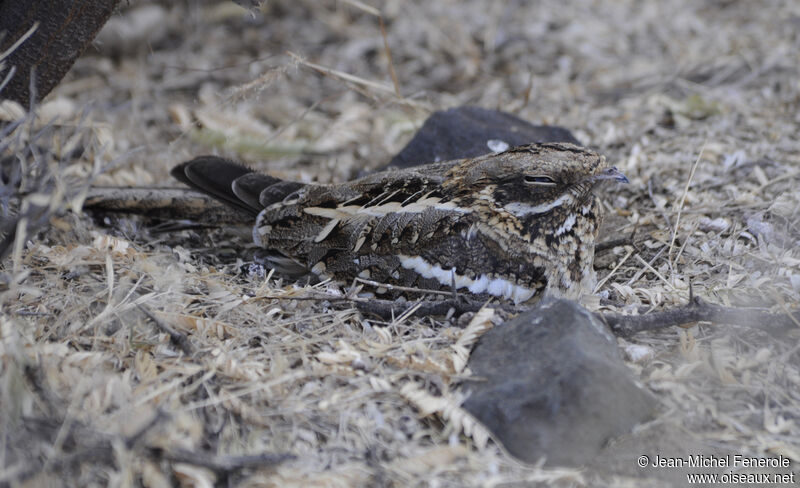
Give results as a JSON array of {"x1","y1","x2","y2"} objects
[{"x1": 593, "y1": 166, "x2": 629, "y2": 184}]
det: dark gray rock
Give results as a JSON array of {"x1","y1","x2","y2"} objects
[
  {"x1": 386, "y1": 106, "x2": 580, "y2": 170},
  {"x1": 0, "y1": 0, "x2": 121, "y2": 105},
  {"x1": 462, "y1": 298, "x2": 657, "y2": 467}
]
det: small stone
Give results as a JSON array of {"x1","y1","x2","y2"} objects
[{"x1": 487, "y1": 139, "x2": 510, "y2": 153}]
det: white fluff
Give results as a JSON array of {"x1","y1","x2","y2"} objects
[{"x1": 467, "y1": 275, "x2": 490, "y2": 293}]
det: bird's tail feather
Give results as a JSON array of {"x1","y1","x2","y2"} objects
[
  {"x1": 172, "y1": 156, "x2": 307, "y2": 215},
  {"x1": 171, "y1": 156, "x2": 258, "y2": 216}
]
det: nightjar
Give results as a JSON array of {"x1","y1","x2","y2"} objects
[{"x1": 172, "y1": 143, "x2": 627, "y2": 303}]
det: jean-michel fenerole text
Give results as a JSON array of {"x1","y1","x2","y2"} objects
[{"x1": 650, "y1": 454, "x2": 791, "y2": 469}]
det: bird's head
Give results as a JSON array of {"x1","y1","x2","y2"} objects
[{"x1": 446, "y1": 142, "x2": 627, "y2": 220}]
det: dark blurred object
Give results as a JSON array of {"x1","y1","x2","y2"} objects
[
  {"x1": 386, "y1": 106, "x2": 581, "y2": 170},
  {"x1": 0, "y1": 113, "x2": 94, "y2": 260},
  {"x1": 462, "y1": 298, "x2": 656, "y2": 466},
  {"x1": 0, "y1": 153, "x2": 55, "y2": 260},
  {"x1": 0, "y1": 0, "x2": 121, "y2": 105},
  {"x1": 0, "y1": 155, "x2": 23, "y2": 259}
]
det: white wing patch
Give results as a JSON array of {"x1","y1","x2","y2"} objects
[
  {"x1": 504, "y1": 193, "x2": 573, "y2": 216},
  {"x1": 398, "y1": 255, "x2": 535, "y2": 304},
  {"x1": 304, "y1": 195, "x2": 467, "y2": 221},
  {"x1": 314, "y1": 218, "x2": 340, "y2": 242}
]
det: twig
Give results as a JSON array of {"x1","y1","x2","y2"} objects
[
  {"x1": 0, "y1": 22, "x2": 39, "y2": 61},
  {"x1": 348, "y1": 296, "x2": 521, "y2": 319},
  {"x1": 634, "y1": 253, "x2": 675, "y2": 290},
  {"x1": 378, "y1": 16, "x2": 401, "y2": 96},
  {"x1": 341, "y1": 0, "x2": 402, "y2": 96},
  {"x1": 648, "y1": 178, "x2": 671, "y2": 230},
  {"x1": 4, "y1": 412, "x2": 166, "y2": 486},
  {"x1": 83, "y1": 187, "x2": 251, "y2": 224},
  {"x1": 247, "y1": 287, "x2": 800, "y2": 341},
  {"x1": 287, "y1": 51, "x2": 395, "y2": 95},
  {"x1": 626, "y1": 247, "x2": 665, "y2": 286},
  {"x1": 354, "y1": 277, "x2": 446, "y2": 296},
  {"x1": 594, "y1": 246, "x2": 634, "y2": 293},
  {"x1": 668, "y1": 140, "x2": 705, "y2": 269},
  {"x1": 337, "y1": 292, "x2": 799, "y2": 341},
  {"x1": 598, "y1": 296, "x2": 800, "y2": 337},
  {"x1": 3, "y1": 411, "x2": 292, "y2": 486},
  {"x1": 138, "y1": 304, "x2": 194, "y2": 356}
]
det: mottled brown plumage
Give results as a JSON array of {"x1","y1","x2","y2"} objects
[{"x1": 172, "y1": 143, "x2": 627, "y2": 303}]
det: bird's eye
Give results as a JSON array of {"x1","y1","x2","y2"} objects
[{"x1": 523, "y1": 175, "x2": 557, "y2": 185}]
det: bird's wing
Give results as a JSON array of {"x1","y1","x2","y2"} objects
[
  {"x1": 173, "y1": 156, "x2": 462, "y2": 216},
  {"x1": 173, "y1": 156, "x2": 481, "y2": 287},
  {"x1": 253, "y1": 162, "x2": 469, "y2": 274}
]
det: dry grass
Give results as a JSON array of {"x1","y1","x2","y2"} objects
[{"x1": 2, "y1": 0, "x2": 799, "y2": 486}]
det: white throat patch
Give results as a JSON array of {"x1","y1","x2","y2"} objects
[{"x1": 504, "y1": 193, "x2": 573, "y2": 217}]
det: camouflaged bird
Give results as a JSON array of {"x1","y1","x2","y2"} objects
[{"x1": 172, "y1": 143, "x2": 627, "y2": 303}]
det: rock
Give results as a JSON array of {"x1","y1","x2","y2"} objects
[
  {"x1": 386, "y1": 106, "x2": 581, "y2": 170},
  {"x1": 462, "y1": 298, "x2": 657, "y2": 466},
  {"x1": 0, "y1": 0, "x2": 121, "y2": 105}
]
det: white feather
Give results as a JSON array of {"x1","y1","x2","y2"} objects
[
  {"x1": 398, "y1": 255, "x2": 535, "y2": 304},
  {"x1": 554, "y1": 214, "x2": 577, "y2": 236},
  {"x1": 504, "y1": 193, "x2": 573, "y2": 216}
]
